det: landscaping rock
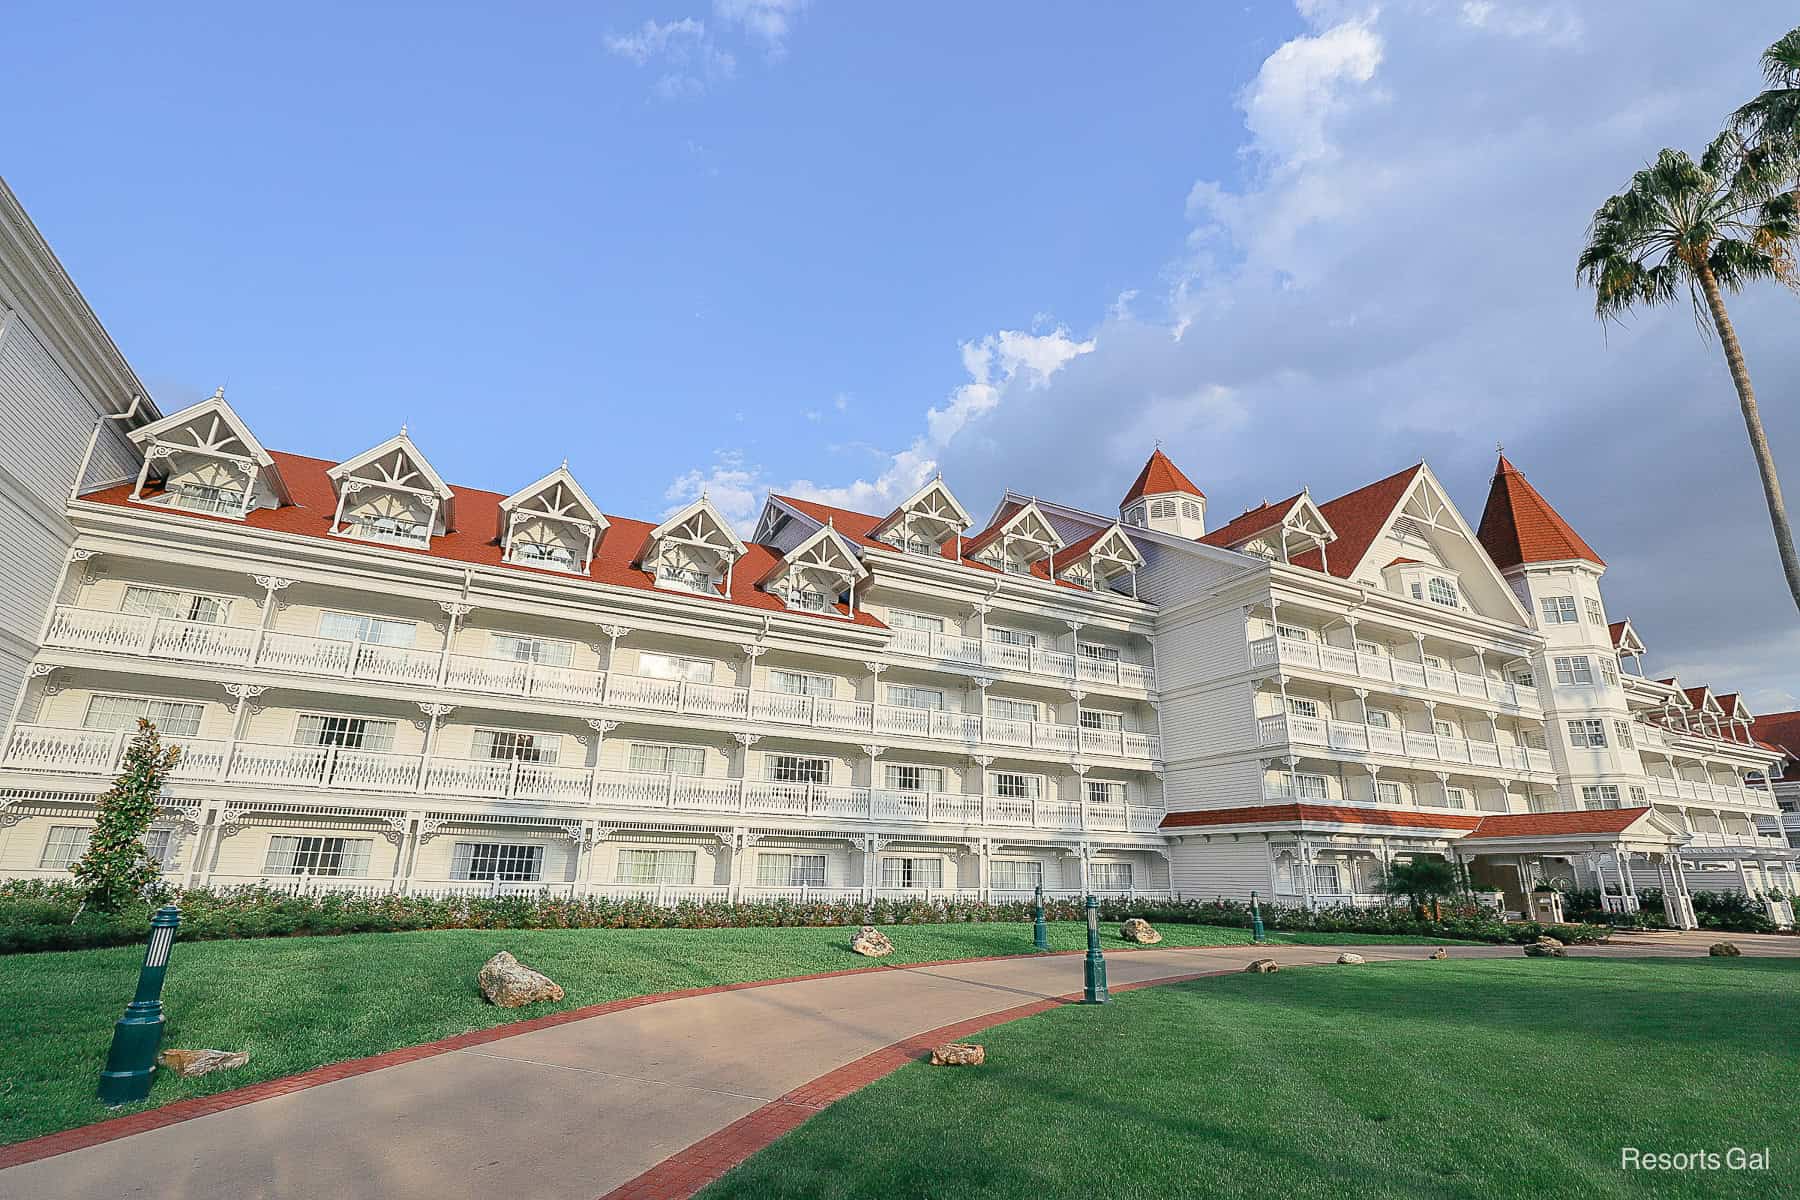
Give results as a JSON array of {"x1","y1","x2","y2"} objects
[
  {"x1": 1536, "y1": 935, "x2": 1565, "y2": 947},
  {"x1": 1522, "y1": 939, "x2": 1566, "y2": 958},
  {"x1": 850, "y1": 925, "x2": 894, "y2": 958},
  {"x1": 478, "y1": 951, "x2": 565, "y2": 1008},
  {"x1": 1119, "y1": 918, "x2": 1163, "y2": 945},
  {"x1": 1335, "y1": 952, "x2": 1366, "y2": 965},
  {"x1": 1427, "y1": 948, "x2": 1449, "y2": 960},
  {"x1": 1244, "y1": 958, "x2": 1280, "y2": 974},
  {"x1": 156, "y1": 1048, "x2": 249, "y2": 1079},
  {"x1": 930, "y1": 1042, "x2": 985, "y2": 1066},
  {"x1": 1709, "y1": 942, "x2": 1742, "y2": 957}
]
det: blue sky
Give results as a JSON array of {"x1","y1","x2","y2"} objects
[{"x1": 9, "y1": 2, "x2": 1800, "y2": 705}]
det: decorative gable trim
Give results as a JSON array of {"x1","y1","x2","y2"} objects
[
  {"x1": 125, "y1": 390, "x2": 290, "y2": 514},
  {"x1": 497, "y1": 465, "x2": 608, "y2": 573}
]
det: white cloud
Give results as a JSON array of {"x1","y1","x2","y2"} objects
[
  {"x1": 714, "y1": 0, "x2": 808, "y2": 57},
  {"x1": 604, "y1": 18, "x2": 706, "y2": 65},
  {"x1": 1460, "y1": 1, "x2": 1584, "y2": 47},
  {"x1": 607, "y1": 3, "x2": 807, "y2": 98}
]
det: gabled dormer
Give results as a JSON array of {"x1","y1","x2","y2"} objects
[
  {"x1": 1056, "y1": 524, "x2": 1145, "y2": 596},
  {"x1": 869, "y1": 476, "x2": 972, "y2": 557},
  {"x1": 127, "y1": 389, "x2": 288, "y2": 518},
  {"x1": 1680, "y1": 686, "x2": 1728, "y2": 739},
  {"x1": 1200, "y1": 491, "x2": 1336, "y2": 567},
  {"x1": 499, "y1": 463, "x2": 607, "y2": 573},
  {"x1": 965, "y1": 500, "x2": 1064, "y2": 578},
  {"x1": 1714, "y1": 693, "x2": 1755, "y2": 743},
  {"x1": 641, "y1": 496, "x2": 747, "y2": 597},
  {"x1": 759, "y1": 523, "x2": 867, "y2": 616},
  {"x1": 1120, "y1": 448, "x2": 1206, "y2": 537},
  {"x1": 1610, "y1": 618, "x2": 1647, "y2": 675},
  {"x1": 326, "y1": 429, "x2": 455, "y2": 549}
]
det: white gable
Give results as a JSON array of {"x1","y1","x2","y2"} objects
[
  {"x1": 1349, "y1": 466, "x2": 1530, "y2": 626},
  {"x1": 126, "y1": 390, "x2": 289, "y2": 514},
  {"x1": 499, "y1": 465, "x2": 608, "y2": 572}
]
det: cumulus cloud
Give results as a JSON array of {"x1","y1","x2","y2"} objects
[
  {"x1": 714, "y1": 0, "x2": 808, "y2": 56},
  {"x1": 606, "y1": 2, "x2": 809, "y2": 97}
]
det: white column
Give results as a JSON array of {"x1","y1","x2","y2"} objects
[
  {"x1": 416, "y1": 703, "x2": 454, "y2": 792},
  {"x1": 437, "y1": 602, "x2": 472, "y2": 686}
]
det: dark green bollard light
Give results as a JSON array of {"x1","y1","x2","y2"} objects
[
  {"x1": 98, "y1": 904, "x2": 181, "y2": 1105},
  {"x1": 1032, "y1": 883, "x2": 1050, "y2": 951},
  {"x1": 1250, "y1": 890, "x2": 1266, "y2": 944},
  {"x1": 1082, "y1": 895, "x2": 1109, "y2": 1004}
]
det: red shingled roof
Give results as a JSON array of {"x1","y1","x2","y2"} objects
[
  {"x1": 1121, "y1": 449, "x2": 1205, "y2": 505},
  {"x1": 86, "y1": 453, "x2": 887, "y2": 627},
  {"x1": 1461, "y1": 807, "x2": 1655, "y2": 840},
  {"x1": 772, "y1": 495, "x2": 889, "y2": 549},
  {"x1": 1160, "y1": 804, "x2": 1483, "y2": 832},
  {"x1": 1476, "y1": 454, "x2": 1604, "y2": 570},
  {"x1": 1289, "y1": 464, "x2": 1424, "y2": 580},
  {"x1": 1608, "y1": 619, "x2": 1629, "y2": 647},
  {"x1": 1198, "y1": 494, "x2": 1302, "y2": 550},
  {"x1": 1751, "y1": 710, "x2": 1800, "y2": 781}
]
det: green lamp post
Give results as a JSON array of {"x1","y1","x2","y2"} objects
[
  {"x1": 1032, "y1": 883, "x2": 1050, "y2": 951},
  {"x1": 1250, "y1": 890, "x2": 1266, "y2": 944},
  {"x1": 98, "y1": 904, "x2": 181, "y2": 1105},
  {"x1": 1082, "y1": 895, "x2": 1109, "y2": 1004}
]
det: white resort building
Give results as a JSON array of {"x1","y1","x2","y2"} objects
[{"x1": 0, "y1": 191, "x2": 1793, "y2": 928}]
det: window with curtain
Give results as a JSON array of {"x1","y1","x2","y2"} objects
[
  {"x1": 1310, "y1": 863, "x2": 1342, "y2": 894},
  {"x1": 627, "y1": 743, "x2": 706, "y2": 776},
  {"x1": 83, "y1": 695, "x2": 205, "y2": 739},
  {"x1": 766, "y1": 755, "x2": 829, "y2": 784},
  {"x1": 318, "y1": 611, "x2": 417, "y2": 646},
  {"x1": 490, "y1": 633, "x2": 574, "y2": 666},
  {"x1": 989, "y1": 860, "x2": 1042, "y2": 890},
  {"x1": 636, "y1": 652, "x2": 714, "y2": 683},
  {"x1": 884, "y1": 764, "x2": 944, "y2": 792},
  {"x1": 886, "y1": 610, "x2": 945, "y2": 634},
  {"x1": 986, "y1": 626, "x2": 1037, "y2": 647},
  {"x1": 615, "y1": 848, "x2": 695, "y2": 884},
  {"x1": 1091, "y1": 863, "x2": 1134, "y2": 890},
  {"x1": 991, "y1": 772, "x2": 1041, "y2": 799},
  {"x1": 1085, "y1": 780, "x2": 1126, "y2": 805},
  {"x1": 295, "y1": 715, "x2": 397, "y2": 751},
  {"x1": 880, "y1": 857, "x2": 943, "y2": 888},
  {"x1": 121, "y1": 585, "x2": 229, "y2": 624},
  {"x1": 1078, "y1": 643, "x2": 1121, "y2": 662},
  {"x1": 1079, "y1": 709, "x2": 1123, "y2": 731},
  {"x1": 264, "y1": 836, "x2": 373, "y2": 877},
  {"x1": 452, "y1": 842, "x2": 543, "y2": 882},
  {"x1": 756, "y1": 853, "x2": 826, "y2": 887},
  {"x1": 987, "y1": 697, "x2": 1038, "y2": 722},
  {"x1": 769, "y1": 669, "x2": 833, "y2": 698},
  {"x1": 39, "y1": 825, "x2": 91, "y2": 869},
  {"x1": 474, "y1": 729, "x2": 559, "y2": 764},
  {"x1": 144, "y1": 828, "x2": 176, "y2": 867},
  {"x1": 886, "y1": 684, "x2": 944, "y2": 710}
]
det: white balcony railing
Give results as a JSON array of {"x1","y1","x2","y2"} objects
[
  {"x1": 886, "y1": 626, "x2": 1154, "y2": 690},
  {"x1": 1249, "y1": 635, "x2": 1538, "y2": 711},
  {"x1": 37, "y1": 606, "x2": 1163, "y2": 761},
  {"x1": 1257, "y1": 714, "x2": 1554, "y2": 776}
]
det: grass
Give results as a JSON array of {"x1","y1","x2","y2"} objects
[
  {"x1": 700, "y1": 958, "x2": 1800, "y2": 1200},
  {"x1": 0, "y1": 918, "x2": 1463, "y2": 1147}
]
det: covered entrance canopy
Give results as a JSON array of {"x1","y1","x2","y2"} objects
[{"x1": 1452, "y1": 807, "x2": 1696, "y2": 927}]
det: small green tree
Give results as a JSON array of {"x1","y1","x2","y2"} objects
[
  {"x1": 71, "y1": 718, "x2": 181, "y2": 912},
  {"x1": 1380, "y1": 857, "x2": 1459, "y2": 915}
]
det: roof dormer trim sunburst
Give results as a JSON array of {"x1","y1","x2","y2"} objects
[
  {"x1": 497, "y1": 464, "x2": 609, "y2": 574},
  {"x1": 126, "y1": 390, "x2": 291, "y2": 516},
  {"x1": 325, "y1": 430, "x2": 457, "y2": 546}
]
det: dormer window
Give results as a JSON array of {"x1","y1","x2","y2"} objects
[
  {"x1": 759, "y1": 524, "x2": 867, "y2": 618},
  {"x1": 656, "y1": 560, "x2": 717, "y2": 594},
  {"x1": 354, "y1": 514, "x2": 430, "y2": 547},
  {"x1": 499, "y1": 465, "x2": 607, "y2": 574},
  {"x1": 1383, "y1": 559, "x2": 1460, "y2": 610},
  {"x1": 514, "y1": 540, "x2": 577, "y2": 568},
  {"x1": 173, "y1": 482, "x2": 246, "y2": 516},
  {"x1": 869, "y1": 478, "x2": 972, "y2": 559},
  {"x1": 643, "y1": 496, "x2": 747, "y2": 600},
  {"x1": 965, "y1": 500, "x2": 1064, "y2": 581},
  {"x1": 1055, "y1": 524, "x2": 1145, "y2": 597},
  {"x1": 126, "y1": 389, "x2": 290, "y2": 520},
  {"x1": 326, "y1": 431, "x2": 455, "y2": 551}
]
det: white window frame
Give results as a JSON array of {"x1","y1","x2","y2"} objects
[
  {"x1": 1584, "y1": 597, "x2": 1604, "y2": 624},
  {"x1": 1541, "y1": 596, "x2": 1579, "y2": 625},
  {"x1": 1293, "y1": 773, "x2": 1329, "y2": 800},
  {"x1": 294, "y1": 712, "x2": 398, "y2": 752},
  {"x1": 1376, "y1": 780, "x2": 1403, "y2": 805},
  {"x1": 986, "y1": 625, "x2": 1038, "y2": 647},
  {"x1": 756, "y1": 852, "x2": 827, "y2": 888},
  {"x1": 1567, "y1": 719, "x2": 1608, "y2": 749},
  {"x1": 1085, "y1": 779, "x2": 1127, "y2": 805},
  {"x1": 1078, "y1": 708, "x2": 1124, "y2": 731},
  {"x1": 265, "y1": 835, "x2": 374, "y2": 877},
  {"x1": 989, "y1": 771, "x2": 1044, "y2": 800},
  {"x1": 1091, "y1": 862, "x2": 1134, "y2": 890},
  {"x1": 1078, "y1": 642, "x2": 1122, "y2": 662},
  {"x1": 635, "y1": 651, "x2": 715, "y2": 684},
  {"x1": 1426, "y1": 577, "x2": 1458, "y2": 608},
  {"x1": 1275, "y1": 623, "x2": 1312, "y2": 642},
  {"x1": 765, "y1": 754, "x2": 830, "y2": 785},
  {"x1": 453, "y1": 841, "x2": 545, "y2": 882},
  {"x1": 883, "y1": 762, "x2": 945, "y2": 792},
  {"x1": 886, "y1": 683, "x2": 945, "y2": 710},
  {"x1": 318, "y1": 609, "x2": 418, "y2": 647},
  {"x1": 886, "y1": 609, "x2": 946, "y2": 635},
  {"x1": 769, "y1": 668, "x2": 834, "y2": 698},
  {"x1": 614, "y1": 846, "x2": 696, "y2": 884},
  {"x1": 82, "y1": 692, "x2": 206, "y2": 739},
  {"x1": 120, "y1": 583, "x2": 231, "y2": 625},
  {"x1": 1552, "y1": 656, "x2": 1594, "y2": 686},
  {"x1": 1599, "y1": 658, "x2": 1619, "y2": 687},
  {"x1": 489, "y1": 631, "x2": 576, "y2": 667},
  {"x1": 40, "y1": 824, "x2": 92, "y2": 869},
  {"x1": 880, "y1": 856, "x2": 944, "y2": 889},
  {"x1": 987, "y1": 696, "x2": 1040, "y2": 723},
  {"x1": 473, "y1": 727, "x2": 560, "y2": 765},
  {"x1": 989, "y1": 859, "x2": 1043, "y2": 890},
  {"x1": 1287, "y1": 697, "x2": 1321, "y2": 719},
  {"x1": 1580, "y1": 784, "x2": 1622, "y2": 810},
  {"x1": 626, "y1": 741, "x2": 707, "y2": 776}
]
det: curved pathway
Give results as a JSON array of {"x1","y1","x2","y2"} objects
[{"x1": 1, "y1": 932, "x2": 1790, "y2": 1200}]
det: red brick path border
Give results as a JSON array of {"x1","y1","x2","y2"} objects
[
  {"x1": 0, "y1": 945, "x2": 1171, "y2": 1172},
  {"x1": 592, "y1": 968, "x2": 1232, "y2": 1200}
]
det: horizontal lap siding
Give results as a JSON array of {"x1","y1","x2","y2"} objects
[{"x1": 1168, "y1": 836, "x2": 1270, "y2": 899}]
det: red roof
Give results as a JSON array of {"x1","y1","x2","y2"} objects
[
  {"x1": 86, "y1": 453, "x2": 887, "y2": 627},
  {"x1": 1121, "y1": 449, "x2": 1204, "y2": 505},
  {"x1": 1461, "y1": 807, "x2": 1654, "y2": 840},
  {"x1": 1608, "y1": 619, "x2": 1630, "y2": 647},
  {"x1": 771, "y1": 495, "x2": 889, "y2": 549},
  {"x1": 1160, "y1": 803, "x2": 1482, "y2": 832},
  {"x1": 1751, "y1": 711, "x2": 1800, "y2": 781},
  {"x1": 1290, "y1": 464, "x2": 1424, "y2": 579},
  {"x1": 1682, "y1": 686, "x2": 1717, "y2": 712},
  {"x1": 1198, "y1": 494, "x2": 1302, "y2": 550},
  {"x1": 1476, "y1": 454, "x2": 1604, "y2": 570}
]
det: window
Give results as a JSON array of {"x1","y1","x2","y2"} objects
[
  {"x1": 1427, "y1": 577, "x2": 1458, "y2": 608},
  {"x1": 446, "y1": 842, "x2": 541, "y2": 882},
  {"x1": 40, "y1": 825, "x2": 91, "y2": 869},
  {"x1": 1444, "y1": 786, "x2": 1471, "y2": 809},
  {"x1": 636, "y1": 652, "x2": 714, "y2": 683},
  {"x1": 1599, "y1": 658, "x2": 1619, "y2": 686},
  {"x1": 296, "y1": 715, "x2": 396, "y2": 752},
  {"x1": 1541, "y1": 596, "x2": 1579, "y2": 625},
  {"x1": 172, "y1": 482, "x2": 245, "y2": 515},
  {"x1": 83, "y1": 695, "x2": 205, "y2": 739},
  {"x1": 885, "y1": 764, "x2": 944, "y2": 792},
  {"x1": 1356, "y1": 640, "x2": 1385, "y2": 657},
  {"x1": 1423, "y1": 654, "x2": 1446, "y2": 670},
  {"x1": 1585, "y1": 597, "x2": 1604, "y2": 624},
  {"x1": 655, "y1": 562, "x2": 715, "y2": 593},
  {"x1": 1125, "y1": 506, "x2": 1146, "y2": 526},
  {"x1": 352, "y1": 514, "x2": 428, "y2": 545},
  {"x1": 474, "y1": 729, "x2": 559, "y2": 764},
  {"x1": 1552, "y1": 656, "x2": 1594, "y2": 686},
  {"x1": 1581, "y1": 785, "x2": 1621, "y2": 810},
  {"x1": 1181, "y1": 500, "x2": 1203, "y2": 520},
  {"x1": 770, "y1": 669, "x2": 833, "y2": 698},
  {"x1": 887, "y1": 610, "x2": 945, "y2": 634},
  {"x1": 1294, "y1": 773, "x2": 1329, "y2": 800},
  {"x1": 998, "y1": 556, "x2": 1032, "y2": 576},
  {"x1": 1365, "y1": 710, "x2": 1393, "y2": 729},
  {"x1": 319, "y1": 611, "x2": 416, "y2": 647},
  {"x1": 615, "y1": 848, "x2": 695, "y2": 884},
  {"x1": 513, "y1": 540, "x2": 576, "y2": 568},
  {"x1": 627, "y1": 743, "x2": 706, "y2": 776},
  {"x1": 1079, "y1": 643, "x2": 1121, "y2": 662},
  {"x1": 1085, "y1": 780, "x2": 1127, "y2": 805},
  {"x1": 756, "y1": 853, "x2": 826, "y2": 887},
  {"x1": 1149, "y1": 499, "x2": 1177, "y2": 521},
  {"x1": 787, "y1": 586, "x2": 834, "y2": 613},
  {"x1": 1276, "y1": 623, "x2": 1312, "y2": 642},
  {"x1": 490, "y1": 633, "x2": 574, "y2": 667},
  {"x1": 1079, "y1": 709, "x2": 1123, "y2": 731},
  {"x1": 881, "y1": 857, "x2": 943, "y2": 888},
  {"x1": 1433, "y1": 719, "x2": 1455, "y2": 738},
  {"x1": 1613, "y1": 720, "x2": 1633, "y2": 747},
  {"x1": 1567, "y1": 719, "x2": 1608, "y2": 749},
  {"x1": 265, "y1": 836, "x2": 374, "y2": 877},
  {"x1": 987, "y1": 626, "x2": 1037, "y2": 647},
  {"x1": 1523, "y1": 730, "x2": 1548, "y2": 750},
  {"x1": 1092, "y1": 862, "x2": 1134, "y2": 890},
  {"x1": 1629, "y1": 786, "x2": 1647, "y2": 805},
  {"x1": 886, "y1": 684, "x2": 944, "y2": 710},
  {"x1": 990, "y1": 860, "x2": 1042, "y2": 890},
  {"x1": 121, "y1": 585, "x2": 229, "y2": 625},
  {"x1": 988, "y1": 697, "x2": 1039, "y2": 722},
  {"x1": 991, "y1": 772, "x2": 1043, "y2": 800},
  {"x1": 767, "y1": 755, "x2": 830, "y2": 784},
  {"x1": 1512, "y1": 670, "x2": 1536, "y2": 688},
  {"x1": 1376, "y1": 780, "x2": 1403, "y2": 805},
  {"x1": 1287, "y1": 698, "x2": 1321, "y2": 719},
  {"x1": 144, "y1": 828, "x2": 176, "y2": 867}
]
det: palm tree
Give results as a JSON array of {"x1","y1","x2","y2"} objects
[
  {"x1": 1733, "y1": 26, "x2": 1800, "y2": 154},
  {"x1": 1577, "y1": 131, "x2": 1800, "y2": 610}
]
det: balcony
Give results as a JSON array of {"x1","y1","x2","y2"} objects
[
  {"x1": 885, "y1": 627, "x2": 1155, "y2": 690},
  {"x1": 1249, "y1": 635, "x2": 1537, "y2": 711},
  {"x1": 200, "y1": 878, "x2": 1171, "y2": 904},
  {"x1": 0, "y1": 725, "x2": 1166, "y2": 834},
  {"x1": 1257, "y1": 713, "x2": 1554, "y2": 775},
  {"x1": 1642, "y1": 774, "x2": 1764, "y2": 807},
  {"x1": 39, "y1": 606, "x2": 1161, "y2": 761}
]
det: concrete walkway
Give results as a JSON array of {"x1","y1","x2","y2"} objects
[{"x1": 1, "y1": 934, "x2": 1790, "y2": 1200}]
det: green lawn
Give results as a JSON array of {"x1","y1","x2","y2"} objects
[
  {"x1": 701, "y1": 958, "x2": 1800, "y2": 1200},
  {"x1": 0, "y1": 919, "x2": 1461, "y2": 1147}
]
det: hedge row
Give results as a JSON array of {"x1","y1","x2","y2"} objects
[
  {"x1": 1561, "y1": 886, "x2": 1782, "y2": 934},
  {"x1": 0, "y1": 880, "x2": 1612, "y2": 954}
]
